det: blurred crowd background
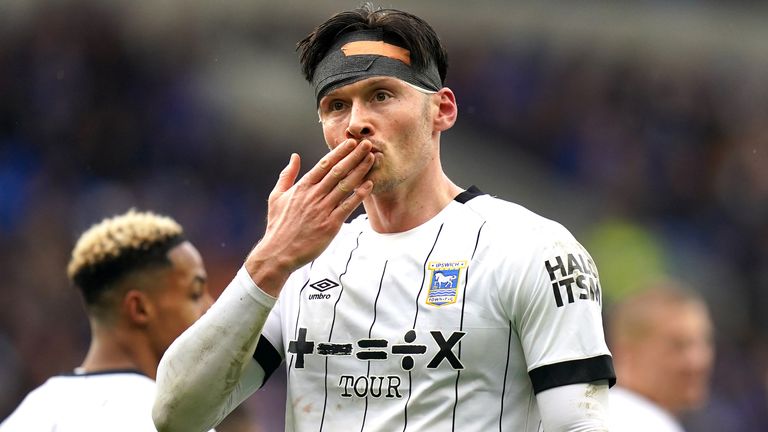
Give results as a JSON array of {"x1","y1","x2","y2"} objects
[{"x1": 1, "y1": 1, "x2": 766, "y2": 431}]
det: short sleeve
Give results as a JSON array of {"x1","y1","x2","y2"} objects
[{"x1": 512, "y1": 222, "x2": 615, "y2": 393}]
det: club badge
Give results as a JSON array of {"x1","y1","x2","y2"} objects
[{"x1": 426, "y1": 260, "x2": 468, "y2": 307}]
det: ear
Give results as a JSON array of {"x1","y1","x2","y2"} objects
[
  {"x1": 432, "y1": 87, "x2": 458, "y2": 132},
  {"x1": 123, "y1": 289, "x2": 154, "y2": 327}
]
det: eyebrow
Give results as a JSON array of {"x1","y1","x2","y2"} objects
[
  {"x1": 321, "y1": 77, "x2": 400, "y2": 102},
  {"x1": 191, "y1": 275, "x2": 207, "y2": 287}
]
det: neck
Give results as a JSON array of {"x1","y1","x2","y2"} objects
[
  {"x1": 80, "y1": 321, "x2": 157, "y2": 380},
  {"x1": 364, "y1": 170, "x2": 462, "y2": 233}
]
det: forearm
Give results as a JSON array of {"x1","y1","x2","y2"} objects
[
  {"x1": 153, "y1": 266, "x2": 276, "y2": 432},
  {"x1": 536, "y1": 380, "x2": 610, "y2": 432}
]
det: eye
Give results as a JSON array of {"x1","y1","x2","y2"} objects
[
  {"x1": 329, "y1": 100, "x2": 346, "y2": 111},
  {"x1": 189, "y1": 279, "x2": 206, "y2": 301},
  {"x1": 373, "y1": 91, "x2": 391, "y2": 102}
]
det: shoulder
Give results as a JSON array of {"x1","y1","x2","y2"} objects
[
  {"x1": 458, "y1": 192, "x2": 601, "y2": 298},
  {"x1": 461, "y1": 192, "x2": 581, "y2": 253},
  {"x1": 78, "y1": 372, "x2": 158, "y2": 430},
  {"x1": 1, "y1": 372, "x2": 158, "y2": 431},
  {"x1": 0, "y1": 376, "x2": 75, "y2": 429},
  {"x1": 610, "y1": 387, "x2": 684, "y2": 432},
  {"x1": 61, "y1": 371, "x2": 156, "y2": 403},
  {"x1": 8, "y1": 375, "x2": 76, "y2": 408},
  {"x1": 466, "y1": 192, "x2": 569, "y2": 229}
]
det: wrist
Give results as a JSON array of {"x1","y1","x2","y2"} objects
[{"x1": 243, "y1": 248, "x2": 293, "y2": 297}]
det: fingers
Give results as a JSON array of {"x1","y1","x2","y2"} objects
[
  {"x1": 322, "y1": 151, "x2": 374, "y2": 205},
  {"x1": 316, "y1": 139, "x2": 373, "y2": 195},
  {"x1": 331, "y1": 180, "x2": 374, "y2": 221},
  {"x1": 284, "y1": 138, "x2": 373, "y2": 223},
  {"x1": 270, "y1": 153, "x2": 300, "y2": 199},
  {"x1": 303, "y1": 139, "x2": 358, "y2": 185}
]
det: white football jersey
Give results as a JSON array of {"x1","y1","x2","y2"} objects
[
  {"x1": 0, "y1": 370, "x2": 215, "y2": 432},
  {"x1": 255, "y1": 187, "x2": 614, "y2": 431}
]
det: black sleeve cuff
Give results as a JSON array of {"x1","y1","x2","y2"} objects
[
  {"x1": 252, "y1": 335, "x2": 283, "y2": 387},
  {"x1": 528, "y1": 354, "x2": 616, "y2": 394}
]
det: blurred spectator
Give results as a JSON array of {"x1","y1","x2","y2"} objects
[{"x1": 606, "y1": 280, "x2": 714, "y2": 431}]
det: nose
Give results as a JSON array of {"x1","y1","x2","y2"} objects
[
  {"x1": 345, "y1": 103, "x2": 373, "y2": 140},
  {"x1": 689, "y1": 338, "x2": 714, "y2": 375}
]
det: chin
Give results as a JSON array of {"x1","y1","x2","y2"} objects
[
  {"x1": 370, "y1": 177, "x2": 399, "y2": 194},
  {"x1": 675, "y1": 387, "x2": 709, "y2": 411}
]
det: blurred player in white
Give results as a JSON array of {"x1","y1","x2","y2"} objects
[
  {"x1": 0, "y1": 210, "x2": 214, "y2": 432},
  {"x1": 608, "y1": 280, "x2": 714, "y2": 432},
  {"x1": 153, "y1": 4, "x2": 615, "y2": 432}
]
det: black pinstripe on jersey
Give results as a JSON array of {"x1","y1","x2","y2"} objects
[
  {"x1": 320, "y1": 230, "x2": 365, "y2": 432},
  {"x1": 451, "y1": 220, "x2": 486, "y2": 431}
]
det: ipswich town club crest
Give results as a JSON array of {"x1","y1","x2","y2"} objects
[{"x1": 426, "y1": 261, "x2": 468, "y2": 306}]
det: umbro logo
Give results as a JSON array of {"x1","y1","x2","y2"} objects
[{"x1": 310, "y1": 279, "x2": 339, "y2": 292}]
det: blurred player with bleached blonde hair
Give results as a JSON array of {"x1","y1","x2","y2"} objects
[{"x1": 0, "y1": 209, "x2": 214, "y2": 432}]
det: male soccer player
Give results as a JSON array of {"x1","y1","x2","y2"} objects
[
  {"x1": 0, "y1": 210, "x2": 214, "y2": 432},
  {"x1": 153, "y1": 5, "x2": 615, "y2": 431},
  {"x1": 608, "y1": 280, "x2": 714, "y2": 432}
]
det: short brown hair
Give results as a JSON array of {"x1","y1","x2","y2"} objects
[{"x1": 297, "y1": 3, "x2": 448, "y2": 86}]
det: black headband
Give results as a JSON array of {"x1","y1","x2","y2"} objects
[{"x1": 311, "y1": 29, "x2": 442, "y2": 105}]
